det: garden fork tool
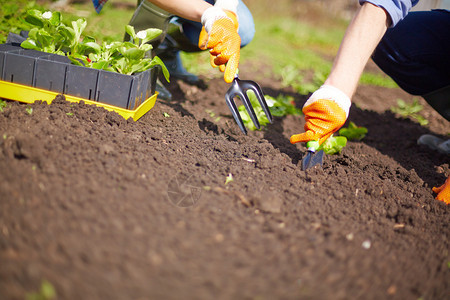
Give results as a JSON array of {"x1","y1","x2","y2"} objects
[
  {"x1": 301, "y1": 140, "x2": 324, "y2": 170},
  {"x1": 225, "y1": 74, "x2": 273, "y2": 134}
]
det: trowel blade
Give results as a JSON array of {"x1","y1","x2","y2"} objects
[{"x1": 301, "y1": 150, "x2": 324, "y2": 171}]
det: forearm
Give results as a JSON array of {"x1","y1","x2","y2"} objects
[
  {"x1": 324, "y1": 2, "x2": 391, "y2": 98},
  {"x1": 146, "y1": 0, "x2": 212, "y2": 22}
]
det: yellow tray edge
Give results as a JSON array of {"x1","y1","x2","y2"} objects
[{"x1": 0, "y1": 80, "x2": 158, "y2": 121}]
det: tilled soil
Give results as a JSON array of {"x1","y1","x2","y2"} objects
[{"x1": 0, "y1": 64, "x2": 449, "y2": 299}]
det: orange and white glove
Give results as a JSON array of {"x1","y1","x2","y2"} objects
[
  {"x1": 432, "y1": 175, "x2": 450, "y2": 204},
  {"x1": 198, "y1": 0, "x2": 240, "y2": 83},
  {"x1": 290, "y1": 85, "x2": 351, "y2": 145}
]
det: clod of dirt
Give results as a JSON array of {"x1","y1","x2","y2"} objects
[{"x1": 251, "y1": 191, "x2": 283, "y2": 213}]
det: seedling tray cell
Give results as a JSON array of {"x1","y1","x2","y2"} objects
[
  {"x1": 97, "y1": 70, "x2": 135, "y2": 108},
  {"x1": 65, "y1": 64, "x2": 100, "y2": 100},
  {"x1": 34, "y1": 57, "x2": 68, "y2": 93},
  {"x1": 3, "y1": 50, "x2": 50, "y2": 86}
]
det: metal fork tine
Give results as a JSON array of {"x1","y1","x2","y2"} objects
[
  {"x1": 239, "y1": 89, "x2": 261, "y2": 129},
  {"x1": 241, "y1": 80, "x2": 273, "y2": 124},
  {"x1": 225, "y1": 91, "x2": 248, "y2": 134}
]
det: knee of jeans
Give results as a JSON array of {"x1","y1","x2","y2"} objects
[
  {"x1": 239, "y1": 25, "x2": 255, "y2": 47},
  {"x1": 236, "y1": 1, "x2": 255, "y2": 47}
]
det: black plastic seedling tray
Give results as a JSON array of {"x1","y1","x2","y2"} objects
[{"x1": 0, "y1": 43, "x2": 159, "y2": 110}]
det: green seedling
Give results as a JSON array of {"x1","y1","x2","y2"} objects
[
  {"x1": 238, "y1": 92, "x2": 301, "y2": 131},
  {"x1": 339, "y1": 121, "x2": 368, "y2": 141},
  {"x1": 390, "y1": 98, "x2": 429, "y2": 126},
  {"x1": 163, "y1": 112, "x2": 170, "y2": 118},
  {"x1": 225, "y1": 173, "x2": 233, "y2": 185},
  {"x1": 280, "y1": 65, "x2": 327, "y2": 95},
  {"x1": 317, "y1": 135, "x2": 347, "y2": 155},
  {"x1": 0, "y1": 99, "x2": 7, "y2": 112},
  {"x1": 206, "y1": 109, "x2": 221, "y2": 122},
  {"x1": 25, "y1": 107, "x2": 33, "y2": 115},
  {"x1": 66, "y1": 112, "x2": 73, "y2": 116},
  {"x1": 26, "y1": 280, "x2": 56, "y2": 300},
  {"x1": 238, "y1": 90, "x2": 272, "y2": 131},
  {"x1": 267, "y1": 94, "x2": 302, "y2": 117}
]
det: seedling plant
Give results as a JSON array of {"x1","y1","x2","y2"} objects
[
  {"x1": 0, "y1": 99, "x2": 7, "y2": 112},
  {"x1": 238, "y1": 92, "x2": 301, "y2": 131},
  {"x1": 390, "y1": 98, "x2": 428, "y2": 126},
  {"x1": 20, "y1": 10, "x2": 169, "y2": 81},
  {"x1": 318, "y1": 122, "x2": 368, "y2": 155}
]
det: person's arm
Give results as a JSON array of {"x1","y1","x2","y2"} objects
[
  {"x1": 147, "y1": 0, "x2": 212, "y2": 22},
  {"x1": 324, "y1": 2, "x2": 390, "y2": 99},
  {"x1": 290, "y1": 2, "x2": 391, "y2": 145}
]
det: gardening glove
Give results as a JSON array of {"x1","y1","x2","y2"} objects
[
  {"x1": 198, "y1": 1, "x2": 240, "y2": 83},
  {"x1": 290, "y1": 85, "x2": 351, "y2": 145},
  {"x1": 432, "y1": 175, "x2": 450, "y2": 204}
]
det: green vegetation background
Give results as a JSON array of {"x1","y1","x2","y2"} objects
[{"x1": 0, "y1": 0, "x2": 397, "y2": 94}]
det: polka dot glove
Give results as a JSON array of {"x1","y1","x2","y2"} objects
[
  {"x1": 290, "y1": 85, "x2": 351, "y2": 145},
  {"x1": 432, "y1": 175, "x2": 450, "y2": 204},
  {"x1": 198, "y1": 7, "x2": 240, "y2": 83}
]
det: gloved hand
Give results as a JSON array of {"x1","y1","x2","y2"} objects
[
  {"x1": 198, "y1": 6, "x2": 240, "y2": 83},
  {"x1": 290, "y1": 85, "x2": 351, "y2": 145},
  {"x1": 432, "y1": 176, "x2": 450, "y2": 204}
]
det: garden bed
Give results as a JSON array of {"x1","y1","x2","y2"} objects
[{"x1": 0, "y1": 59, "x2": 448, "y2": 299}]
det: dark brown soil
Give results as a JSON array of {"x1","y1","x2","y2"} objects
[{"x1": 0, "y1": 59, "x2": 449, "y2": 300}]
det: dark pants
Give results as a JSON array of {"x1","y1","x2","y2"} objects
[{"x1": 372, "y1": 10, "x2": 450, "y2": 120}]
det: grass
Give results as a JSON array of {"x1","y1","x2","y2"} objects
[{"x1": 60, "y1": 0, "x2": 137, "y2": 43}]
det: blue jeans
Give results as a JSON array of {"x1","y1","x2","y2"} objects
[
  {"x1": 171, "y1": 0, "x2": 255, "y2": 48},
  {"x1": 372, "y1": 10, "x2": 450, "y2": 96}
]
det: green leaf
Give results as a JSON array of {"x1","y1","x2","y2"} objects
[
  {"x1": 82, "y1": 41, "x2": 102, "y2": 54},
  {"x1": 125, "y1": 25, "x2": 136, "y2": 41},
  {"x1": 48, "y1": 11, "x2": 61, "y2": 26},
  {"x1": 225, "y1": 173, "x2": 233, "y2": 185},
  {"x1": 237, "y1": 90, "x2": 274, "y2": 131},
  {"x1": 267, "y1": 94, "x2": 301, "y2": 117},
  {"x1": 24, "y1": 10, "x2": 44, "y2": 27},
  {"x1": 139, "y1": 43, "x2": 152, "y2": 52},
  {"x1": 20, "y1": 39, "x2": 39, "y2": 50},
  {"x1": 26, "y1": 279, "x2": 56, "y2": 300},
  {"x1": 35, "y1": 30, "x2": 53, "y2": 48},
  {"x1": 91, "y1": 60, "x2": 110, "y2": 70},
  {"x1": 71, "y1": 18, "x2": 87, "y2": 41},
  {"x1": 0, "y1": 100, "x2": 7, "y2": 112},
  {"x1": 112, "y1": 57, "x2": 127, "y2": 73},
  {"x1": 390, "y1": 98, "x2": 429, "y2": 126},
  {"x1": 58, "y1": 25, "x2": 75, "y2": 44},
  {"x1": 82, "y1": 35, "x2": 96, "y2": 43},
  {"x1": 27, "y1": 27, "x2": 39, "y2": 40},
  {"x1": 317, "y1": 135, "x2": 347, "y2": 155},
  {"x1": 339, "y1": 121, "x2": 368, "y2": 141},
  {"x1": 147, "y1": 56, "x2": 170, "y2": 82},
  {"x1": 67, "y1": 53, "x2": 86, "y2": 66},
  {"x1": 140, "y1": 28, "x2": 162, "y2": 44},
  {"x1": 123, "y1": 47, "x2": 145, "y2": 60}
]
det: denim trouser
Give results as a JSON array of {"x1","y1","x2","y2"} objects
[
  {"x1": 372, "y1": 10, "x2": 450, "y2": 96},
  {"x1": 171, "y1": 0, "x2": 255, "y2": 47}
]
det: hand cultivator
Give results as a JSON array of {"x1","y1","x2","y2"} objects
[
  {"x1": 301, "y1": 140, "x2": 324, "y2": 170},
  {"x1": 225, "y1": 75, "x2": 273, "y2": 134}
]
